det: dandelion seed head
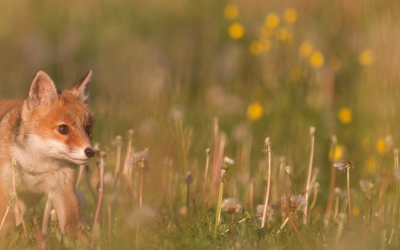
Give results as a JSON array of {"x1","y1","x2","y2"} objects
[
  {"x1": 359, "y1": 180, "x2": 374, "y2": 194},
  {"x1": 221, "y1": 198, "x2": 242, "y2": 213},
  {"x1": 127, "y1": 148, "x2": 149, "y2": 170},
  {"x1": 256, "y1": 204, "x2": 275, "y2": 223},
  {"x1": 223, "y1": 156, "x2": 235, "y2": 165},
  {"x1": 281, "y1": 194, "x2": 306, "y2": 211}
]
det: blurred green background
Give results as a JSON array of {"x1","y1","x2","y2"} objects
[{"x1": 1, "y1": 0, "x2": 400, "y2": 247}]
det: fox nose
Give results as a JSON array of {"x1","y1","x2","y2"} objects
[{"x1": 84, "y1": 148, "x2": 95, "y2": 158}]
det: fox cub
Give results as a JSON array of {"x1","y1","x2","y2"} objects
[{"x1": 0, "y1": 70, "x2": 95, "y2": 238}]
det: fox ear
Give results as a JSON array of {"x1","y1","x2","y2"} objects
[
  {"x1": 28, "y1": 71, "x2": 58, "y2": 110},
  {"x1": 68, "y1": 70, "x2": 92, "y2": 103}
]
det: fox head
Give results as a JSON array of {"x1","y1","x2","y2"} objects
[{"x1": 20, "y1": 70, "x2": 95, "y2": 165}]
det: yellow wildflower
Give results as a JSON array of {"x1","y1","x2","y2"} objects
[
  {"x1": 309, "y1": 51, "x2": 325, "y2": 69},
  {"x1": 352, "y1": 206, "x2": 360, "y2": 217},
  {"x1": 224, "y1": 4, "x2": 239, "y2": 20},
  {"x1": 329, "y1": 144, "x2": 345, "y2": 162},
  {"x1": 290, "y1": 67, "x2": 302, "y2": 82},
  {"x1": 362, "y1": 137, "x2": 371, "y2": 151},
  {"x1": 275, "y1": 27, "x2": 293, "y2": 45},
  {"x1": 376, "y1": 137, "x2": 390, "y2": 155},
  {"x1": 228, "y1": 22, "x2": 244, "y2": 40},
  {"x1": 299, "y1": 41, "x2": 313, "y2": 57},
  {"x1": 337, "y1": 107, "x2": 352, "y2": 124},
  {"x1": 358, "y1": 50, "x2": 374, "y2": 66},
  {"x1": 364, "y1": 156, "x2": 377, "y2": 174},
  {"x1": 328, "y1": 58, "x2": 341, "y2": 71},
  {"x1": 247, "y1": 102, "x2": 263, "y2": 121},
  {"x1": 249, "y1": 41, "x2": 264, "y2": 56},
  {"x1": 265, "y1": 13, "x2": 280, "y2": 29},
  {"x1": 260, "y1": 26, "x2": 274, "y2": 38},
  {"x1": 260, "y1": 37, "x2": 271, "y2": 52},
  {"x1": 284, "y1": 8, "x2": 298, "y2": 23}
]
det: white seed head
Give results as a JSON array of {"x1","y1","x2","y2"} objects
[
  {"x1": 223, "y1": 156, "x2": 235, "y2": 165},
  {"x1": 334, "y1": 187, "x2": 342, "y2": 195},
  {"x1": 221, "y1": 198, "x2": 242, "y2": 213},
  {"x1": 256, "y1": 204, "x2": 275, "y2": 223},
  {"x1": 359, "y1": 180, "x2": 374, "y2": 194},
  {"x1": 127, "y1": 148, "x2": 149, "y2": 170}
]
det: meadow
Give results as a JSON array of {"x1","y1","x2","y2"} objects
[{"x1": 1, "y1": 0, "x2": 400, "y2": 249}]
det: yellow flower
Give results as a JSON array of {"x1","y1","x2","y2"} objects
[
  {"x1": 376, "y1": 137, "x2": 390, "y2": 155},
  {"x1": 247, "y1": 102, "x2": 263, "y2": 121},
  {"x1": 299, "y1": 41, "x2": 313, "y2": 57},
  {"x1": 358, "y1": 50, "x2": 374, "y2": 66},
  {"x1": 309, "y1": 51, "x2": 325, "y2": 69},
  {"x1": 228, "y1": 22, "x2": 244, "y2": 40},
  {"x1": 249, "y1": 41, "x2": 264, "y2": 55},
  {"x1": 364, "y1": 156, "x2": 377, "y2": 174},
  {"x1": 275, "y1": 27, "x2": 293, "y2": 45},
  {"x1": 352, "y1": 206, "x2": 360, "y2": 217},
  {"x1": 265, "y1": 13, "x2": 280, "y2": 29},
  {"x1": 224, "y1": 4, "x2": 239, "y2": 20},
  {"x1": 338, "y1": 107, "x2": 352, "y2": 124},
  {"x1": 290, "y1": 67, "x2": 302, "y2": 82},
  {"x1": 284, "y1": 8, "x2": 298, "y2": 23},
  {"x1": 329, "y1": 58, "x2": 341, "y2": 71},
  {"x1": 329, "y1": 144, "x2": 345, "y2": 162},
  {"x1": 260, "y1": 26, "x2": 274, "y2": 38},
  {"x1": 260, "y1": 37, "x2": 271, "y2": 52},
  {"x1": 362, "y1": 137, "x2": 371, "y2": 151}
]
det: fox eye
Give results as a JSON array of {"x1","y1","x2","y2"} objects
[{"x1": 58, "y1": 125, "x2": 69, "y2": 135}]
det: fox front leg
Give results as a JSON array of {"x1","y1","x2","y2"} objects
[{"x1": 52, "y1": 187, "x2": 83, "y2": 239}]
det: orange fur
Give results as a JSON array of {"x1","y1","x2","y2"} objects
[{"x1": 0, "y1": 70, "x2": 94, "y2": 239}]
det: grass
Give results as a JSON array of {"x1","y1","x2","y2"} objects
[{"x1": 1, "y1": 0, "x2": 400, "y2": 249}]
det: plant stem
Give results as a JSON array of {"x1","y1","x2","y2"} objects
[
  {"x1": 213, "y1": 169, "x2": 226, "y2": 239},
  {"x1": 210, "y1": 117, "x2": 219, "y2": 202},
  {"x1": 193, "y1": 198, "x2": 198, "y2": 220},
  {"x1": 11, "y1": 162, "x2": 27, "y2": 239},
  {"x1": 0, "y1": 202, "x2": 10, "y2": 233},
  {"x1": 304, "y1": 127, "x2": 315, "y2": 224},
  {"x1": 286, "y1": 194, "x2": 309, "y2": 247},
  {"x1": 91, "y1": 152, "x2": 105, "y2": 249},
  {"x1": 41, "y1": 189, "x2": 54, "y2": 250},
  {"x1": 347, "y1": 168, "x2": 352, "y2": 229},
  {"x1": 392, "y1": 148, "x2": 400, "y2": 228},
  {"x1": 249, "y1": 176, "x2": 254, "y2": 218},
  {"x1": 203, "y1": 149, "x2": 211, "y2": 220},
  {"x1": 122, "y1": 130, "x2": 134, "y2": 189},
  {"x1": 279, "y1": 158, "x2": 286, "y2": 221},
  {"x1": 113, "y1": 135, "x2": 122, "y2": 186},
  {"x1": 309, "y1": 188, "x2": 318, "y2": 212},
  {"x1": 324, "y1": 135, "x2": 337, "y2": 225},
  {"x1": 75, "y1": 165, "x2": 85, "y2": 189},
  {"x1": 86, "y1": 163, "x2": 97, "y2": 202},
  {"x1": 231, "y1": 213, "x2": 235, "y2": 242},
  {"x1": 140, "y1": 169, "x2": 144, "y2": 208},
  {"x1": 261, "y1": 138, "x2": 271, "y2": 228}
]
